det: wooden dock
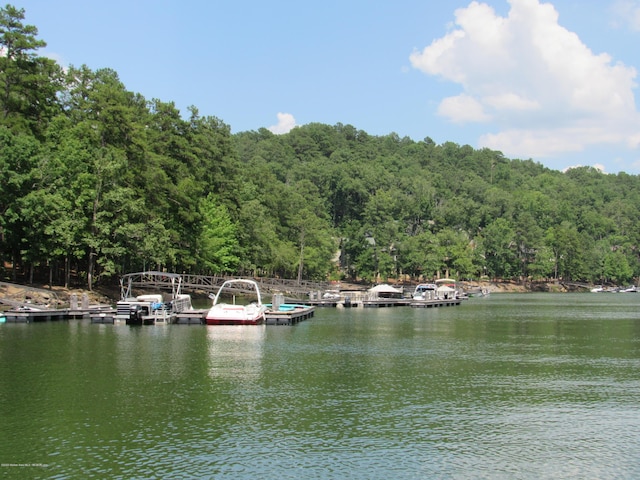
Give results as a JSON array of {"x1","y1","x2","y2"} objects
[
  {"x1": 265, "y1": 305, "x2": 315, "y2": 325},
  {"x1": 410, "y1": 298, "x2": 464, "y2": 308},
  {"x1": 174, "y1": 309, "x2": 207, "y2": 325},
  {"x1": 91, "y1": 305, "x2": 317, "y2": 326},
  {"x1": 362, "y1": 298, "x2": 412, "y2": 308},
  {"x1": 308, "y1": 296, "x2": 466, "y2": 308},
  {"x1": 2, "y1": 297, "x2": 462, "y2": 324},
  {"x1": 90, "y1": 310, "x2": 117, "y2": 324},
  {"x1": 4, "y1": 308, "x2": 70, "y2": 322}
]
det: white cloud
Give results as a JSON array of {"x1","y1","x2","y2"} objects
[
  {"x1": 611, "y1": 0, "x2": 640, "y2": 31},
  {"x1": 438, "y1": 94, "x2": 491, "y2": 123},
  {"x1": 268, "y1": 112, "x2": 296, "y2": 134},
  {"x1": 410, "y1": 0, "x2": 640, "y2": 160}
]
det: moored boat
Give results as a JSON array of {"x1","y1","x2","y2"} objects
[
  {"x1": 435, "y1": 278, "x2": 463, "y2": 299},
  {"x1": 115, "y1": 272, "x2": 193, "y2": 325},
  {"x1": 412, "y1": 283, "x2": 437, "y2": 301},
  {"x1": 206, "y1": 279, "x2": 267, "y2": 326}
]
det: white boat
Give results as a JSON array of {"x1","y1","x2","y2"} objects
[
  {"x1": 435, "y1": 278, "x2": 462, "y2": 299},
  {"x1": 206, "y1": 279, "x2": 267, "y2": 325},
  {"x1": 467, "y1": 287, "x2": 490, "y2": 297},
  {"x1": 412, "y1": 283, "x2": 437, "y2": 301},
  {"x1": 115, "y1": 271, "x2": 193, "y2": 325}
]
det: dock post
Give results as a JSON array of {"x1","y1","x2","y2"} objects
[
  {"x1": 70, "y1": 293, "x2": 78, "y2": 310},
  {"x1": 273, "y1": 293, "x2": 284, "y2": 311}
]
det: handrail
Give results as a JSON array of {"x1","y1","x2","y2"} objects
[{"x1": 118, "y1": 273, "x2": 331, "y2": 299}]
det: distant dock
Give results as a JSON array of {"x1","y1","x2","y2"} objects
[
  {"x1": 410, "y1": 298, "x2": 464, "y2": 308},
  {"x1": 308, "y1": 295, "x2": 465, "y2": 308}
]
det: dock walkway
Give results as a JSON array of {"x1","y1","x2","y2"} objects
[
  {"x1": 118, "y1": 273, "x2": 328, "y2": 299},
  {"x1": 308, "y1": 294, "x2": 466, "y2": 308}
]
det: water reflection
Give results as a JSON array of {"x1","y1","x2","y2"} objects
[
  {"x1": 206, "y1": 325, "x2": 265, "y2": 380},
  {"x1": 1, "y1": 295, "x2": 640, "y2": 478}
]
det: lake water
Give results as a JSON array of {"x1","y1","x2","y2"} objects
[{"x1": 1, "y1": 293, "x2": 640, "y2": 479}]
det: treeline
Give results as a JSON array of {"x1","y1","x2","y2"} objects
[{"x1": 1, "y1": 5, "x2": 639, "y2": 289}]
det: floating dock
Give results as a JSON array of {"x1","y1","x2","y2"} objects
[
  {"x1": 90, "y1": 310, "x2": 117, "y2": 324},
  {"x1": 4, "y1": 308, "x2": 70, "y2": 322},
  {"x1": 264, "y1": 305, "x2": 315, "y2": 325},
  {"x1": 2, "y1": 296, "x2": 462, "y2": 324},
  {"x1": 362, "y1": 298, "x2": 412, "y2": 308},
  {"x1": 3, "y1": 306, "x2": 115, "y2": 323},
  {"x1": 410, "y1": 298, "x2": 464, "y2": 308},
  {"x1": 174, "y1": 309, "x2": 207, "y2": 325},
  {"x1": 308, "y1": 297, "x2": 465, "y2": 308}
]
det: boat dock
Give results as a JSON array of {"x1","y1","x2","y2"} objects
[
  {"x1": 264, "y1": 305, "x2": 315, "y2": 325},
  {"x1": 3, "y1": 297, "x2": 462, "y2": 322},
  {"x1": 4, "y1": 304, "x2": 318, "y2": 325},
  {"x1": 410, "y1": 298, "x2": 464, "y2": 308},
  {"x1": 4, "y1": 308, "x2": 70, "y2": 322},
  {"x1": 4, "y1": 305, "x2": 114, "y2": 323},
  {"x1": 308, "y1": 295, "x2": 465, "y2": 308}
]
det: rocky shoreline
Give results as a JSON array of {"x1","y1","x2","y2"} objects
[{"x1": 0, "y1": 282, "x2": 115, "y2": 309}]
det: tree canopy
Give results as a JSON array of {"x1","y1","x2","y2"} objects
[{"x1": 2, "y1": 5, "x2": 640, "y2": 289}]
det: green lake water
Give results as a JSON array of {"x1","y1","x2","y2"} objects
[{"x1": 1, "y1": 293, "x2": 640, "y2": 479}]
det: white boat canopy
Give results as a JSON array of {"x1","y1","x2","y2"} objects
[
  {"x1": 368, "y1": 284, "x2": 403, "y2": 294},
  {"x1": 436, "y1": 286, "x2": 456, "y2": 293}
]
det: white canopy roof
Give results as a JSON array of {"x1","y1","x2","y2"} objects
[
  {"x1": 436, "y1": 286, "x2": 456, "y2": 292},
  {"x1": 368, "y1": 284, "x2": 402, "y2": 294}
]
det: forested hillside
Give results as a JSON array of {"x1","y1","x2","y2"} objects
[{"x1": 1, "y1": 5, "x2": 639, "y2": 289}]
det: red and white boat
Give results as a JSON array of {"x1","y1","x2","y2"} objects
[{"x1": 205, "y1": 279, "x2": 267, "y2": 325}]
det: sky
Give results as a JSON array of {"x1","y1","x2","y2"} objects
[{"x1": 11, "y1": 0, "x2": 640, "y2": 174}]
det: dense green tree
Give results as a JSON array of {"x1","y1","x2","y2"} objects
[
  {"x1": 601, "y1": 250, "x2": 633, "y2": 285},
  {"x1": 3, "y1": 4, "x2": 640, "y2": 288},
  {"x1": 479, "y1": 218, "x2": 518, "y2": 280},
  {"x1": 436, "y1": 228, "x2": 476, "y2": 279},
  {"x1": 0, "y1": 128, "x2": 41, "y2": 278},
  {"x1": 0, "y1": 4, "x2": 63, "y2": 136},
  {"x1": 196, "y1": 193, "x2": 239, "y2": 274}
]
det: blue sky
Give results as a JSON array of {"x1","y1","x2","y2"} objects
[{"x1": 12, "y1": 0, "x2": 640, "y2": 174}]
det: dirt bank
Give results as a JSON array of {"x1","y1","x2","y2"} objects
[{"x1": 0, "y1": 282, "x2": 115, "y2": 308}]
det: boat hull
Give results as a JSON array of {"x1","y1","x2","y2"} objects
[
  {"x1": 205, "y1": 304, "x2": 267, "y2": 326},
  {"x1": 206, "y1": 279, "x2": 267, "y2": 326},
  {"x1": 205, "y1": 318, "x2": 265, "y2": 326}
]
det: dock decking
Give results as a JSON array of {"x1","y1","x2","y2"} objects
[
  {"x1": 3, "y1": 305, "x2": 317, "y2": 325},
  {"x1": 308, "y1": 297, "x2": 466, "y2": 308},
  {"x1": 3, "y1": 295, "x2": 464, "y2": 324},
  {"x1": 264, "y1": 305, "x2": 315, "y2": 325},
  {"x1": 4, "y1": 308, "x2": 70, "y2": 322},
  {"x1": 410, "y1": 298, "x2": 464, "y2": 308}
]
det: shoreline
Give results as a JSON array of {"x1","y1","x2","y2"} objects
[{"x1": 0, "y1": 279, "x2": 595, "y2": 310}]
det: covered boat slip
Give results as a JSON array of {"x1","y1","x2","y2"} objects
[
  {"x1": 172, "y1": 305, "x2": 316, "y2": 325},
  {"x1": 115, "y1": 272, "x2": 194, "y2": 325},
  {"x1": 205, "y1": 279, "x2": 268, "y2": 325},
  {"x1": 308, "y1": 280, "x2": 466, "y2": 308},
  {"x1": 1, "y1": 274, "x2": 466, "y2": 324},
  {"x1": 205, "y1": 279, "x2": 317, "y2": 326}
]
